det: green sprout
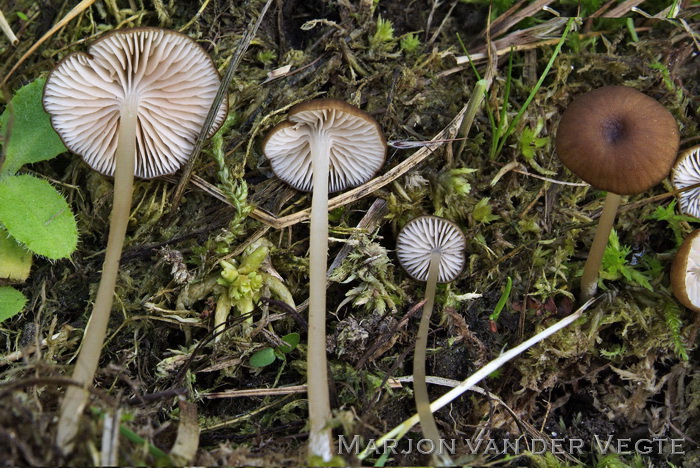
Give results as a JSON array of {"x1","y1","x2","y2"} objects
[
  {"x1": 256, "y1": 49, "x2": 277, "y2": 66},
  {"x1": 214, "y1": 244, "x2": 295, "y2": 339},
  {"x1": 647, "y1": 199, "x2": 697, "y2": 247},
  {"x1": 472, "y1": 197, "x2": 500, "y2": 225},
  {"x1": 400, "y1": 33, "x2": 421, "y2": 54},
  {"x1": 518, "y1": 117, "x2": 554, "y2": 175},
  {"x1": 249, "y1": 332, "x2": 301, "y2": 368},
  {"x1": 369, "y1": 16, "x2": 396, "y2": 54},
  {"x1": 599, "y1": 229, "x2": 653, "y2": 291}
]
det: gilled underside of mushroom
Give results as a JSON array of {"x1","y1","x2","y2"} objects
[
  {"x1": 672, "y1": 146, "x2": 700, "y2": 218},
  {"x1": 396, "y1": 216, "x2": 466, "y2": 283},
  {"x1": 44, "y1": 28, "x2": 225, "y2": 179},
  {"x1": 45, "y1": 27, "x2": 226, "y2": 453},
  {"x1": 264, "y1": 108, "x2": 386, "y2": 193}
]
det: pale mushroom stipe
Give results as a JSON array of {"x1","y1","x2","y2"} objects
[
  {"x1": 43, "y1": 27, "x2": 227, "y2": 452},
  {"x1": 671, "y1": 145, "x2": 700, "y2": 219},
  {"x1": 396, "y1": 215, "x2": 466, "y2": 467},
  {"x1": 263, "y1": 98, "x2": 386, "y2": 461},
  {"x1": 555, "y1": 85, "x2": 679, "y2": 302}
]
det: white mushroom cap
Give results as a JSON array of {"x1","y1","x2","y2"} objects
[
  {"x1": 43, "y1": 27, "x2": 227, "y2": 179},
  {"x1": 671, "y1": 145, "x2": 700, "y2": 218},
  {"x1": 396, "y1": 216, "x2": 466, "y2": 283},
  {"x1": 670, "y1": 229, "x2": 700, "y2": 313},
  {"x1": 262, "y1": 99, "x2": 386, "y2": 192}
]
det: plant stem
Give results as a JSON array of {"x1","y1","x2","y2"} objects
[
  {"x1": 413, "y1": 251, "x2": 452, "y2": 466},
  {"x1": 580, "y1": 192, "x2": 621, "y2": 303},
  {"x1": 358, "y1": 297, "x2": 597, "y2": 460},
  {"x1": 307, "y1": 131, "x2": 333, "y2": 461},
  {"x1": 55, "y1": 97, "x2": 137, "y2": 452}
]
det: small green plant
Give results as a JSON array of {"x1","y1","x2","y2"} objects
[
  {"x1": 647, "y1": 199, "x2": 696, "y2": 247},
  {"x1": 0, "y1": 79, "x2": 78, "y2": 322},
  {"x1": 518, "y1": 117, "x2": 554, "y2": 175},
  {"x1": 256, "y1": 49, "x2": 277, "y2": 65},
  {"x1": 399, "y1": 33, "x2": 421, "y2": 53},
  {"x1": 249, "y1": 332, "x2": 301, "y2": 367},
  {"x1": 599, "y1": 229, "x2": 653, "y2": 291},
  {"x1": 215, "y1": 243, "x2": 295, "y2": 337},
  {"x1": 472, "y1": 197, "x2": 500, "y2": 224},
  {"x1": 369, "y1": 16, "x2": 396, "y2": 54}
]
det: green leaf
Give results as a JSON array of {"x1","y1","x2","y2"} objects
[
  {"x1": 0, "y1": 174, "x2": 77, "y2": 259},
  {"x1": 0, "y1": 286, "x2": 26, "y2": 322},
  {"x1": 0, "y1": 79, "x2": 67, "y2": 176},
  {"x1": 249, "y1": 347, "x2": 276, "y2": 367},
  {"x1": 0, "y1": 227, "x2": 33, "y2": 281},
  {"x1": 278, "y1": 332, "x2": 300, "y2": 354}
]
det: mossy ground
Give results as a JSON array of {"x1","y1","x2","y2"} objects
[{"x1": 0, "y1": 1, "x2": 699, "y2": 466}]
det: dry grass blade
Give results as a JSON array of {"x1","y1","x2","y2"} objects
[
  {"x1": 0, "y1": 9, "x2": 18, "y2": 46},
  {"x1": 2, "y1": 0, "x2": 97, "y2": 86},
  {"x1": 358, "y1": 297, "x2": 598, "y2": 461},
  {"x1": 178, "y1": 102, "x2": 482, "y2": 230},
  {"x1": 486, "y1": 0, "x2": 555, "y2": 38},
  {"x1": 169, "y1": 0, "x2": 273, "y2": 214},
  {"x1": 604, "y1": 0, "x2": 645, "y2": 17},
  {"x1": 169, "y1": 400, "x2": 200, "y2": 464}
]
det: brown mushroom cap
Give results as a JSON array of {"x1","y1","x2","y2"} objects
[
  {"x1": 396, "y1": 216, "x2": 466, "y2": 283},
  {"x1": 671, "y1": 145, "x2": 700, "y2": 218},
  {"x1": 555, "y1": 85, "x2": 679, "y2": 195},
  {"x1": 670, "y1": 229, "x2": 700, "y2": 313},
  {"x1": 43, "y1": 27, "x2": 227, "y2": 179},
  {"x1": 262, "y1": 98, "x2": 386, "y2": 193}
]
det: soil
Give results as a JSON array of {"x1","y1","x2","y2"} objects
[{"x1": 0, "y1": 0, "x2": 699, "y2": 466}]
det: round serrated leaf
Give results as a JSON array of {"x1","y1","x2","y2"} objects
[
  {"x1": 0, "y1": 175, "x2": 77, "y2": 259},
  {"x1": 249, "y1": 347, "x2": 276, "y2": 368},
  {"x1": 0, "y1": 286, "x2": 26, "y2": 322},
  {"x1": 0, "y1": 78, "x2": 67, "y2": 176}
]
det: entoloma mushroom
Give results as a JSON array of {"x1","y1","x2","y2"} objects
[
  {"x1": 43, "y1": 27, "x2": 227, "y2": 451},
  {"x1": 263, "y1": 99, "x2": 386, "y2": 461},
  {"x1": 556, "y1": 85, "x2": 679, "y2": 302},
  {"x1": 671, "y1": 145, "x2": 700, "y2": 218},
  {"x1": 671, "y1": 229, "x2": 700, "y2": 313},
  {"x1": 396, "y1": 215, "x2": 466, "y2": 466}
]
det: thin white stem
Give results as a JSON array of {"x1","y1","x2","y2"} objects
[
  {"x1": 0, "y1": 10, "x2": 18, "y2": 46},
  {"x1": 307, "y1": 131, "x2": 333, "y2": 461},
  {"x1": 357, "y1": 297, "x2": 596, "y2": 460},
  {"x1": 413, "y1": 251, "x2": 452, "y2": 466},
  {"x1": 580, "y1": 192, "x2": 621, "y2": 302},
  {"x1": 55, "y1": 97, "x2": 138, "y2": 452}
]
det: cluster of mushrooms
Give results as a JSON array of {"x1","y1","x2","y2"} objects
[{"x1": 39, "y1": 26, "x2": 696, "y2": 462}]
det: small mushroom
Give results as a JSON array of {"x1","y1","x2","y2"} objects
[
  {"x1": 43, "y1": 27, "x2": 227, "y2": 451},
  {"x1": 263, "y1": 98, "x2": 386, "y2": 460},
  {"x1": 556, "y1": 85, "x2": 679, "y2": 302},
  {"x1": 670, "y1": 229, "x2": 700, "y2": 313},
  {"x1": 396, "y1": 215, "x2": 466, "y2": 466},
  {"x1": 671, "y1": 145, "x2": 700, "y2": 218}
]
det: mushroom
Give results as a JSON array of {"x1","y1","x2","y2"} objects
[
  {"x1": 262, "y1": 98, "x2": 386, "y2": 460},
  {"x1": 671, "y1": 145, "x2": 700, "y2": 218},
  {"x1": 396, "y1": 215, "x2": 466, "y2": 466},
  {"x1": 670, "y1": 229, "x2": 700, "y2": 312},
  {"x1": 556, "y1": 85, "x2": 679, "y2": 302},
  {"x1": 43, "y1": 27, "x2": 227, "y2": 450}
]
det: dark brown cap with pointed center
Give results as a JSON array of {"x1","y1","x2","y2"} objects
[{"x1": 556, "y1": 85, "x2": 679, "y2": 195}]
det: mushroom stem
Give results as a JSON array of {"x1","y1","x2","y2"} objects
[
  {"x1": 307, "y1": 131, "x2": 333, "y2": 461},
  {"x1": 580, "y1": 192, "x2": 621, "y2": 302},
  {"x1": 56, "y1": 97, "x2": 138, "y2": 451},
  {"x1": 413, "y1": 251, "x2": 452, "y2": 466}
]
